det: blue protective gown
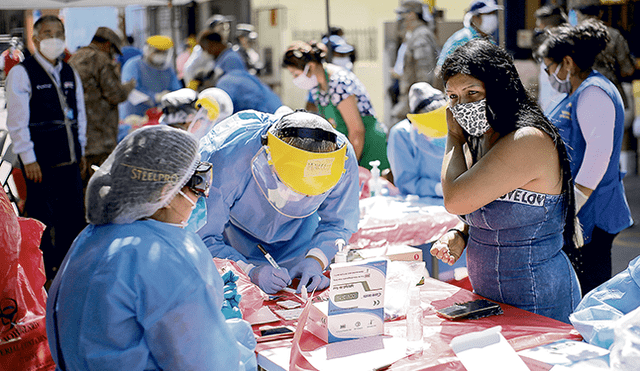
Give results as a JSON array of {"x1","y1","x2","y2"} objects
[
  {"x1": 387, "y1": 119, "x2": 446, "y2": 198},
  {"x1": 120, "y1": 55, "x2": 182, "y2": 118},
  {"x1": 46, "y1": 219, "x2": 256, "y2": 371},
  {"x1": 570, "y1": 255, "x2": 640, "y2": 349},
  {"x1": 216, "y1": 69, "x2": 282, "y2": 114},
  {"x1": 197, "y1": 110, "x2": 360, "y2": 270},
  {"x1": 215, "y1": 47, "x2": 246, "y2": 75}
]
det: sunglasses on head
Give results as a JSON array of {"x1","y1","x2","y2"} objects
[{"x1": 186, "y1": 161, "x2": 213, "y2": 197}]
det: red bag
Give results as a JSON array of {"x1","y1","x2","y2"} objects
[{"x1": 0, "y1": 188, "x2": 55, "y2": 371}]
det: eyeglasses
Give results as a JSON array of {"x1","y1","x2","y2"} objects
[{"x1": 186, "y1": 161, "x2": 213, "y2": 197}]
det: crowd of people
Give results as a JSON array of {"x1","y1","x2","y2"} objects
[{"x1": 1, "y1": 0, "x2": 639, "y2": 368}]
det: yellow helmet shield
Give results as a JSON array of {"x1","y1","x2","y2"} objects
[
  {"x1": 266, "y1": 131, "x2": 346, "y2": 196},
  {"x1": 406, "y1": 105, "x2": 448, "y2": 138}
]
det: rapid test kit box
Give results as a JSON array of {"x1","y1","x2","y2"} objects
[{"x1": 326, "y1": 259, "x2": 387, "y2": 343}]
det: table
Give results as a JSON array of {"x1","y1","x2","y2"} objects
[
  {"x1": 254, "y1": 277, "x2": 582, "y2": 371},
  {"x1": 350, "y1": 195, "x2": 460, "y2": 250}
]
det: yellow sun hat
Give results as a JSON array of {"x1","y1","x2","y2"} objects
[
  {"x1": 266, "y1": 130, "x2": 347, "y2": 196},
  {"x1": 146, "y1": 35, "x2": 174, "y2": 51},
  {"x1": 407, "y1": 104, "x2": 448, "y2": 138}
]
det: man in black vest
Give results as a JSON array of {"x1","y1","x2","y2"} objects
[{"x1": 5, "y1": 15, "x2": 87, "y2": 284}]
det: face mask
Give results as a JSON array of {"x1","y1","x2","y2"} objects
[
  {"x1": 169, "y1": 190, "x2": 197, "y2": 228},
  {"x1": 292, "y1": 64, "x2": 318, "y2": 90},
  {"x1": 478, "y1": 14, "x2": 499, "y2": 35},
  {"x1": 332, "y1": 56, "x2": 353, "y2": 71},
  {"x1": 548, "y1": 62, "x2": 572, "y2": 94},
  {"x1": 450, "y1": 99, "x2": 491, "y2": 137},
  {"x1": 568, "y1": 9, "x2": 578, "y2": 26},
  {"x1": 39, "y1": 38, "x2": 66, "y2": 61},
  {"x1": 150, "y1": 53, "x2": 168, "y2": 68},
  {"x1": 184, "y1": 195, "x2": 208, "y2": 233}
]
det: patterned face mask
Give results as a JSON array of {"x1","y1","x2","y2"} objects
[{"x1": 450, "y1": 99, "x2": 490, "y2": 137}]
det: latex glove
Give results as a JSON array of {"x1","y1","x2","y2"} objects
[
  {"x1": 289, "y1": 258, "x2": 329, "y2": 293},
  {"x1": 249, "y1": 265, "x2": 291, "y2": 294},
  {"x1": 220, "y1": 270, "x2": 242, "y2": 319},
  {"x1": 154, "y1": 90, "x2": 170, "y2": 104}
]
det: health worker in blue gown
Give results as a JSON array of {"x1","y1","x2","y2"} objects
[
  {"x1": 120, "y1": 35, "x2": 182, "y2": 119},
  {"x1": 197, "y1": 110, "x2": 360, "y2": 294},
  {"x1": 46, "y1": 125, "x2": 257, "y2": 371},
  {"x1": 216, "y1": 69, "x2": 282, "y2": 114},
  {"x1": 388, "y1": 82, "x2": 448, "y2": 198}
]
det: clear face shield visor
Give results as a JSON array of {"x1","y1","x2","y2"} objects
[
  {"x1": 251, "y1": 128, "x2": 347, "y2": 218},
  {"x1": 187, "y1": 97, "x2": 220, "y2": 140}
]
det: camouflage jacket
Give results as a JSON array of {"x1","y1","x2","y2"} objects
[{"x1": 69, "y1": 44, "x2": 131, "y2": 156}]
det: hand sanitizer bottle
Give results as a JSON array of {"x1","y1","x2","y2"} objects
[
  {"x1": 368, "y1": 160, "x2": 382, "y2": 197},
  {"x1": 406, "y1": 286, "x2": 423, "y2": 354}
]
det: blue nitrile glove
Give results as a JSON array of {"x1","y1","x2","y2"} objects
[
  {"x1": 221, "y1": 270, "x2": 243, "y2": 319},
  {"x1": 248, "y1": 265, "x2": 291, "y2": 294},
  {"x1": 289, "y1": 258, "x2": 330, "y2": 293}
]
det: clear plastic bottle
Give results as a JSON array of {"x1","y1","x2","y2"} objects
[
  {"x1": 368, "y1": 160, "x2": 382, "y2": 197},
  {"x1": 406, "y1": 286, "x2": 423, "y2": 353}
]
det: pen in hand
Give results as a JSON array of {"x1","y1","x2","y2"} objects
[{"x1": 257, "y1": 244, "x2": 280, "y2": 269}]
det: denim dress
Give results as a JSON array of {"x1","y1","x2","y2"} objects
[{"x1": 462, "y1": 189, "x2": 581, "y2": 323}]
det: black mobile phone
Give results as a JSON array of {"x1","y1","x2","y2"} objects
[
  {"x1": 256, "y1": 325, "x2": 296, "y2": 342},
  {"x1": 437, "y1": 299, "x2": 503, "y2": 320}
]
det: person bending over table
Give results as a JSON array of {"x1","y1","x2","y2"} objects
[
  {"x1": 388, "y1": 82, "x2": 448, "y2": 198},
  {"x1": 430, "y1": 39, "x2": 581, "y2": 324},
  {"x1": 46, "y1": 125, "x2": 257, "y2": 370},
  {"x1": 196, "y1": 110, "x2": 360, "y2": 294}
]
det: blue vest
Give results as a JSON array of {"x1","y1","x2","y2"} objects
[
  {"x1": 547, "y1": 70, "x2": 633, "y2": 241},
  {"x1": 22, "y1": 56, "x2": 81, "y2": 167}
]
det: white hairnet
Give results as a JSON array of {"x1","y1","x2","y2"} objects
[{"x1": 86, "y1": 125, "x2": 199, "y2": 225}]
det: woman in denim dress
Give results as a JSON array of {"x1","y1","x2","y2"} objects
[{"x1": 430, "y1": 39, "x2": 582, "y2": 323}]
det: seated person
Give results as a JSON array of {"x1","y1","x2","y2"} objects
[
  {"x1": 570, "y1": 255, "x2": 640, "y2": 349},
  {"x1": 46, "y1": 125, "x2": 257, "y2": 370},
  {"x1": 388, "y1": 82, "x2": 447, "y2": 198},
  {"x1": 197, "y1": 110, "x2": 360, "y2": 294}
]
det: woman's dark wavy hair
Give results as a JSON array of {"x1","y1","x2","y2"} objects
[
  {"x1": 282, "y1": 40, "x2": 325, "y2": 70},
  {"x1": 440, "y1": 38, "x2": 580, "y2": 249},
  {"x1": 539, "y1": 18, "x2": 609, "y2": 72}
]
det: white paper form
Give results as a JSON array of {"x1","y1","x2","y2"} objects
[
  {"x1": 127, "y1": 89, "x2": 151, "y2": 105},
  {"x1": 305, "y1": 335, "x2": 410, "y2": 371},
  {"x1": 450, "y1": 326, "x2": 529, "y2": 371},
  {"x1": 518, "y1": 339, "x2": 610, "y2": 370}
]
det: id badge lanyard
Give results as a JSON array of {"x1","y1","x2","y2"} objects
[{"x1": 38, "y1": 58, "x2": 77, "y2": 165}]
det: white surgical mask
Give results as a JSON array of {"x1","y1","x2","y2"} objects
[
  {"x1": 332, "y1": 56, "x2": 353, "y2": 71},
  {"x1": 548, "y1": 62, "x2": 572, "y2": 94},
  {"x1": 450, "y1": 99, "x2": 491, "y2": 137},
  {"x1": 39, "y1": 38, "x2": 66, "y2": 61},
  {"x1": 168, "y1": 190, "x2": 197, "y2": 228},
  {"x1": 478, "y1": 14, "x2": 499, "y2": 35},
  {"x1": 292, "y1": 64, "x2": 318, "y2": 90}
]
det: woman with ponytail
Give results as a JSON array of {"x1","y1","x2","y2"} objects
[
  {"x1": 538, "y1": 18, "x2": 633, "y2": 295},
  {"x1": 430, "y1": 38, "x2": 581, "y2": 323}
]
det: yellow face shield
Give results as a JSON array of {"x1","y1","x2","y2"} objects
[
  {"x1": 266, "y1": 131, "x2": 346, "y2": 196},
  {"x1": 406, "y1": 105, "x2": 448, "y2": 138},
  {"x1": 195, "y1": 97, "x2": 220, "y2": 122}
]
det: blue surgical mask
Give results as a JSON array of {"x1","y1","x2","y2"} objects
[
  {"x1": 184, "y1": 196, "x2": 208, "y2": 232},
  {"x1": 568, "y1": 10, "x2": 578, "y2": 26}
]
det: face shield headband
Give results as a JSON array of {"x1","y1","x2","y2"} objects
[{"x1": 264, "y1": 127, "x2": 347, "y2": 196}]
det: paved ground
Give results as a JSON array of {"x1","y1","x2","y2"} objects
[{"x1": 1, "y1": 87, "x2": 639, "y2": 275}]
